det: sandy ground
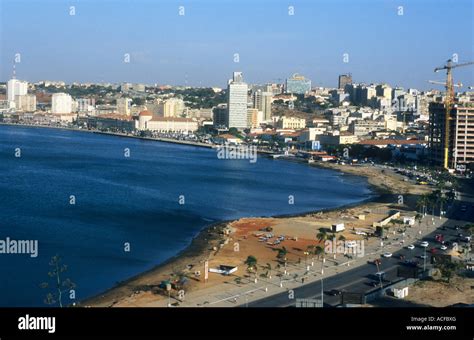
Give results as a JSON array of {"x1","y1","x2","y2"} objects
[
  {"x1": 83, "y1": 163, "x2": 433, "y2": 307},
  {"x1": 404, "y1": 276, "x2": 474, "y2": 306}
]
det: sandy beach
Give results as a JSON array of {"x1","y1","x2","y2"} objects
[{"x1": 81, "y1": 161, "x2": 433, "y2": 307}]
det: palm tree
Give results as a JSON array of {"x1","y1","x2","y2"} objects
[
  {"x1": 316, "y1": 229, "x2": 329, "y2": 272},
  {"x1": 314, "y1": 245, "x2": 324, "y2": 259},
  {"x1": 244, "y1": 255, "x2": 257, "y2": 275},
  {"x1": 276, "y1": 246, "x2": 287, "y2": 260}
]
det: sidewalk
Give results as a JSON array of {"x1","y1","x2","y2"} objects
[{"x1": 163, "y1": 214, "x2": 449, "y2": 307}]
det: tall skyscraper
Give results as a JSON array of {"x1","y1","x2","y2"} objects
[
  {"x1": 7, "y1": 79, "x2": 28, "y2": 103},
  {"x1": 52, "y1": 93, "x2": 73, "y2": 114},
  {"x1": 338, "y1": 74, "x2": 352, "y2": 90},
  {"x1": 253, "y1": 87, "x2": 272, "y2": 122},
  {"x1": 226, "y1": 72, "x2": 248, "y2": 129},
  {"x1": 429, "y1": 101, "x2": 474, "y2": 170},
  {"x1": 285, "y1": 74, "x2": 311, "y2": 94}
]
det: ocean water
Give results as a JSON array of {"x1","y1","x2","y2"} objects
[{"x1": 0, "y1": 125, "x2": 372, "y2": 306}]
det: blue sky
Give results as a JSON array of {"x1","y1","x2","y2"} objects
[{"x1": 0, "y1": 0, "x2": 473, "y2": 89}]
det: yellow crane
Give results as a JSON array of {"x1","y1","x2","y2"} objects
[{"x1": 433, "y1": 59, "x2": 474, "y2": 169}]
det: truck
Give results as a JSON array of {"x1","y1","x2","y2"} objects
[{"x1": 332, "y1": 223, "x2": 345, "y2": 233}]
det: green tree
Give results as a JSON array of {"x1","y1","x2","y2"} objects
[{"x1": 244, "y1": 255, "x2": 257, "y2": 272}]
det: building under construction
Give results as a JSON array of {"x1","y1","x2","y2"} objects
[{"x1": 429, "y1": 99, "x2": 474, "y2": 171}]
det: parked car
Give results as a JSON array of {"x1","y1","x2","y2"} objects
[
  {"x1": 440, "y1": 245, "x2": 448, "y2": 251},
  {"x1": 326, "y1": 289, "x2": 343, "y2": 296},
  {"x1": 420, "y1": 241, "x2": 429, "y2": 247},
  {"x1": 407, "y1": 244, "x2": 415, "y2": 250},
  {"x1": 382, "y1": 252, "x2": 392, "y2": 258}
]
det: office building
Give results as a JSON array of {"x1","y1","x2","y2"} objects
[
  {"x1": 213, "y1": 104, "x2": 227, "y2": 128},
  {"x1": 429, "y1": 101, "x2": 474, "y2": 170},
  {"x1": 338, "y1": 74, "x2": 352, "y2": 90},
  {"x1": 253, "y1": 88, "x2": 272, "y2": 121},
  {"x1": 226, "y1": 72, "x2": 248, "y2": 129}
]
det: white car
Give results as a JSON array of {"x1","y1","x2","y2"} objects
[
  {"x1": 420, "y1": 241, "x2": 429, "y2": 248},
  {"x1": 440, "y1": 245, "x2": 448, "y2": 251},
  {"x1": 382, "y1": 252, "x2": 392, "y2": 258},
  {"x1": 407, "y1": 244, "x2": 415, "y2": 250}
]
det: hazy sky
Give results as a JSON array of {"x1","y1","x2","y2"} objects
[{"x1": 1, "y1": 0, "x2": 473, "y2": 89}]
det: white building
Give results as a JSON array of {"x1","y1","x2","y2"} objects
[
  {"x1": 137, "y1": 110, "x2": 197, "y2": 133},
  {"x1": 226, "y1": 72, "x2": 248, "y2": 129},
  {"x1": 7, "y1": 79, "x2": 28, "y2": 103},
  {"x1": 77, "y1": 98, "x2": 96, "y2": 114},
  {"x1": 52, "y1": 93, "x2": 73, "y2": 114},
  {"x1": 14, "y1": 94, "x2": 36, "y2": 112},
  {"x1": 277, "y1": 116, "x2": 306, "y2": 129}
]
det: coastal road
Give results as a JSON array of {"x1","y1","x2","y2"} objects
[{"x1": 246, "y1": 200, "x2": 472, "y2": 307}]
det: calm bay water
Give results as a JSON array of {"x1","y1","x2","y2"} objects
[{"x1": 0, "y1": 125, "x2": 372, "y2": 306}]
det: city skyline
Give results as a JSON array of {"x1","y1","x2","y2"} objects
[{"x1": 1, "y1": 0, "x2": 473, "y2": 90}]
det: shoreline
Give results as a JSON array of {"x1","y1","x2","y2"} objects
[
  {"x1": 81, "y1": 169, "x2": 389, "y2": 307},
  {"x1": 0, "y1": 122, "x2": 277, "y2": 154},
  {"x1": 0, "y1": 122, "x2": 402, "y2": 307}
]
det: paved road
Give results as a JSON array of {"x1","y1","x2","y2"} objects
[{"x1": 247, "y1": 198, "x2": 472, "y2": 307}]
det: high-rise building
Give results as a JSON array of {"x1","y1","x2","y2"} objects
[
  {"x1": 376, "y1": 84, "x2": 392, "y2": 102},
  {"x1": 361, "y1": 85, "x2": 377, "y2": 106},
  {"x1": 7, "y1": 79, "x2": 28, "y2": 103},
  {"x1": 253, "y1": 88, "x2": 272, "y2": 121},
  {"x1": 159, "y1": 98, "x2": 185, "y2": 117},
  {"x1": 285, "y1": 74, "x2": 311, "y2": 94},
  {"x1": 392, "y1": 87, "x2": 405, "y2": 103},
  {"x1": 338, "y1": 74, "x2": 352, "y2": 90},
  {"x1": 226, "y1": 72, "x2": 248, "y2": 129},
  {"x1": 14, "y1": 94, "x2": 36, "y2": 112},
  {"x1": 52, "y1": 93, "x2": 73, "y2": 114},
  {"x1": 429, "y1": 101, "x2": 474, "y2": 170},
  {"x1": 213, "y1": 104, "x2": 228, "y2": 128},
  {"x1": 77, "y1": 98, "x2": 96, "y2": 113},
  {"x1": 117, "y1": 97, "x2": 132, "y2": 115},
  {"x1": 247, "y1": 108, "x2": 263, "y2": 129}
]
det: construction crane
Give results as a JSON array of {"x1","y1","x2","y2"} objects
[{"x1": 433, "y1": 59, "x2": 474, "y2": 169}]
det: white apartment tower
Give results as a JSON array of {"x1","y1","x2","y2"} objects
[
  {"x1": 226, "y1": 72, "x2": 248, "y2": 129},
  {"x1": 7, "y1": 79, "x2": 28, "y2": 103},
  {"x1": 52, "y1": 93, "x2": 73, "y2": 114}
]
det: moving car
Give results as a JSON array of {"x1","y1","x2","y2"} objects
[
  {"x1": 420, "y1": 241, "x2": 429, "y2": 247},
  {"x1": 407, "y1": 244, "x2": 415, "y2": 250},
  {"x1": 440, "y1": 245, "x2": 448, "y2": 251},
  {"x1": 382, "y1": 252, "x2": 392, "y2": 258}
]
